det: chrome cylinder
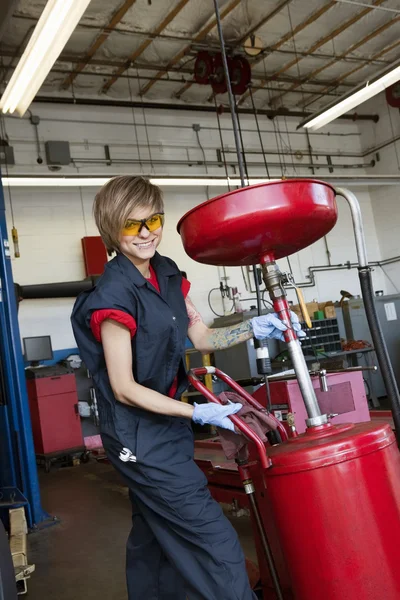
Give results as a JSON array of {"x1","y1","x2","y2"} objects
[{"x1": 287, "y1": 340, "x2": 326, "y2": 424}]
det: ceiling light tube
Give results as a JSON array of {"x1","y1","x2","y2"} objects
[
  {"x1": 299, "y1": 58, "x2": 400, "y2": 131},
  {"x1": 0, "y1": 0, "x2": 91, "y2": 116}
]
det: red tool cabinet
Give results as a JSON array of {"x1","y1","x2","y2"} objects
[{"x1": 26, "y1": 366, "x2": 83, "y2": 455}]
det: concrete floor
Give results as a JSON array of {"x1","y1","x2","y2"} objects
[{"x1": 27, "y1": 460, "x2": 257, "y2": 599}]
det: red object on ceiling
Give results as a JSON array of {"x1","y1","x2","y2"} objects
[
  {"x1": 193, "y1": 51, "x2": 251, "y2": 96},
  {"x1": 386, "y1": 82, "x2": 400, "y2": 108},
  {"x1": 194, "y1": 51, "x2": 214, "y2": 85},
  {"x1": 81, "y1": 236, "x2": 107, "y2": 277}
]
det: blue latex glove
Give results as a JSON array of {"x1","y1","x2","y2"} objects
[
  {"x1": 192, "y1": 402, "x2": 242, "y2": 432},
  {"x1": 251, "y1": 311, "x2": 306, "y2": 341}
]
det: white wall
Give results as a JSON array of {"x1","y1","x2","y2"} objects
[
  {"x1": 358, "y1": 93, "x2": 400, "y2": 294},
  {"x1": 1, "y1": 101, "x2": 386, "y2": 349}
]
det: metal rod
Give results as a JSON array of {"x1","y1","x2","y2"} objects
[
  {"x1": 234, "y1": 97, "x2": 250, "y2": 182},
  {"x1": 263, "y1": 262, "x2": 324, "y2": 425},
  {"x1": 213, "y1": 0, "x2": 277, "y2": 420},
  {"x1": 34, "y1": 95, "x2": 380, "y2": 122},
  {"x1": 335, "y1": 187, "x2": 368, "y2": 267},
  {"x1": 335, "y1": 187, "x2": 400, "y2": 443},
  {"x1": 213, "y1": 0, "x2": 246, "y2": 186},
  {"x1": 213, "y1": 94, "x2": 231, "y2": 190},
  {"x1": 248, "y1": 492, "x2": 284, "y2": 600},
  {"x1": 249, "y1": 87, "x2": 270, "y2": 178},
  {"x1": 70, "y1": 156, "x2": 374, "y2": 169},
  {"x1": 334, "y1": 0, "x2": 400, "y2": 14},
  {"x1": 287, "y1": 339, "x2": 322, "y2": 419}
]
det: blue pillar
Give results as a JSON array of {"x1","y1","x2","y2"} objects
[{"x1": 0, "y1": 174, "x2": 48, "y2": 527}]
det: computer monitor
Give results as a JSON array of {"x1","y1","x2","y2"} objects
[{"x1": 23, "y1": 336, "x2": 53, "y2": 367}]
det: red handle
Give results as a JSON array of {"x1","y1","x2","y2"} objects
[
  {"x1": 188, "y1": 367, "x2": 287, "y2": 470},
  {"x1": 189, "y1": 367, "x2": 288, "y2": 442}
]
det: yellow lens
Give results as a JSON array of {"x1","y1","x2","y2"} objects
[
  {"x1": 146, "y1": 214, "x2": 163, "y2": 231},
  {"x1": 122, "y1": 221, "x2": 141, "y2": 236}
]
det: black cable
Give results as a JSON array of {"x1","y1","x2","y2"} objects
[
  {"x1": 234, "y1": 95, "x2": 249, "y2": 182},
  {"x1": 249, "y1": 86, "x2": 270, "y2": 178},
  {"x1": 213, "y1": 94, "x2": 231, "y2": 191},
  {"x1": 136, "y1": 67, "x2": 154, "y2": 172},
  {"x1": 208, "y1": 288, "x2": 233, "y2": 317},
  {"x1": 359, "y1": 267, "x2": 400, "y2": 445},
  {"x1": 363, "y1": 377, "x2": 371, "y2": 401},
  {"x1": 0, "y1": 114, "x2": 16, "y2": 229},
  {"x1": 127, "y1": 71, "x2": 143, "y2": 171},
  {"x1": 261, "y1": 289, "x2": 273, "y2": 310}
]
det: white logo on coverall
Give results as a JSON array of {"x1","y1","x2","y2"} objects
[{"x1": 119, "y1": 448, "x2": 137, "y2": 463}]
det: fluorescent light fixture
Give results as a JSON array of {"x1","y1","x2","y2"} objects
[
  {"x1": 0, "y1": 0, "x2": 91, "y2": 116},
  {"x1": 0, "y1": 177, "x2": 277, "y2": 188},
  {"x1": 300, "y1": 58, "x2": 400, "y2": 131}
]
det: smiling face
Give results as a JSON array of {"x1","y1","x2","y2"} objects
[{"x1": 119, "y1": 206, "x2": 164, "y2": 270}]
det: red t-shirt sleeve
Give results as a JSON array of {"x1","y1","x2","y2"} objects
[
  {"x1": 90, "y1": 309, "x2": 137, "y2": 342},
  {"x1": 90, "y1": 276, "x2": 190, "y2": 342},
  {"x1": 181, "y1": 277, "x2": 191, "y2": 299}
]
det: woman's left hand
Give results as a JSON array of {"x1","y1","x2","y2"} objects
[{"x1": 251, "y1": 312, "x2": 306, "y2": 341}]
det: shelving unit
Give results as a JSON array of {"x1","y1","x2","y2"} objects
[{"x1": 300, "y1": 318, "x2": 342, "y2": 356}]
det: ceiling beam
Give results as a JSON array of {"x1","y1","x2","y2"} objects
[
  {"x1": 175, "y1": 0, "x2": 293, "y2": 99},
  {"x1": 9, "y1": 9, "x2": 393, "y2": 67},
  {"x1": 0, "y1": 48, "x2": 356, "y2": 89},
  {"x1": 300, "y1": 39, "x2": 400, "y2": 110},
  {"x1": 41, "y1": 67, "x2": 346, "y2": 98},
  {"x1": 240, "y1": 0, "x2": 386, "y2": 105},
  {"x1": 269, "y1": 11, "x2": 400, "y2": 105},
  {"x1": 237, "y1": 0, "x2": 294, "y2": 46},
  {"x1": 238, "y1": 0, "x2": 337, "y2": 104},
  {"x1": 61, "y1": 0, "x2": 137, "y2": 90},
  {"x1": 101, "y1": 0, "x2": 190, "y2": 94},
  {"x1": 139, "y1": 0, "x2": 241, "y2": 97}
]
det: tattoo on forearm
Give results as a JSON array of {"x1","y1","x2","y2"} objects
[
  {"x1": 185, "y1": 296, "x2": 203, "y2": 328},
  {"x1": 207, "y1": 320, "x2": 253, "y2": 350}
]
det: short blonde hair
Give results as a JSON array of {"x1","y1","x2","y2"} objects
[{"x1": 93, "y1": 176, "x2": 164, "y2": 252}]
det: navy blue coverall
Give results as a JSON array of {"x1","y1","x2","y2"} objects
[{"x1": 71, "y1": 251, "x2": 256, "y2": 600}]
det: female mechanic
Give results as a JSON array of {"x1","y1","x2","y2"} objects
[{"x1": 71, "y1": 176, "x2": 304, "y2": 600}]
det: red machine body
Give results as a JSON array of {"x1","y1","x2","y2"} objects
[
  {"x1": 252, "y1": 371, "x2": 371, "y2": 434},
  {"x1": 180, "y1": 181, "x2": 400, "y2": 599},
  {"x1": 177, "y1": 179, "x2": 337, "y2": 266},
  {"x1": 262, "y1": 422, "x2": 400, "y2": 599}
]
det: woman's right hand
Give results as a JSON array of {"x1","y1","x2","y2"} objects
[{"x1": 192, "y1": 402, "x2": 242, "y2": 432}]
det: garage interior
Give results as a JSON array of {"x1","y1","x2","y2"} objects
[{"x1": 1, "y1": 0, "x2": 400, "y2": 598}]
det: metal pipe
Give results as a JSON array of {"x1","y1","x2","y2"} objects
[
  {"x1": 33, "y1": 95, "x2": 380, "y2": 122},
  {"x1": 248, "y1": 491, "x2": 284, "y2": 600},
  {"x1": 213, "y1": 0, "x2": 246, "y2": 186},
  {"x1": 71, "y1": 156, "x2": 374, "y2": 170},
  {"x1": 335, "y1": 187, "x2": 400, "y2": 444},
  {"x1": 335, "y1": 188, "x2": 368, "y2": 268},
  {"x1": 334, "y1": 0, "x2": 400, "y2": 14},
  {"x1": 263, "y1": 262, "x2": 324, "y2": 425},
  {"x1": 287, "y1": 339, "x2": 322, "y2": 421}
]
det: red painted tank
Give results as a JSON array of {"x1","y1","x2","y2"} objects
[
  {"x1": 263, "y1": 422, "x2": 400, "y2": 600},
  {"x1": 177, "y1": 179, "x2": 337, "y2": 265}
]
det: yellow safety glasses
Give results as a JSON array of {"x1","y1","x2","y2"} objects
[{"x1": 122, "y1": 213, "x2": 165, "y2": 236}]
